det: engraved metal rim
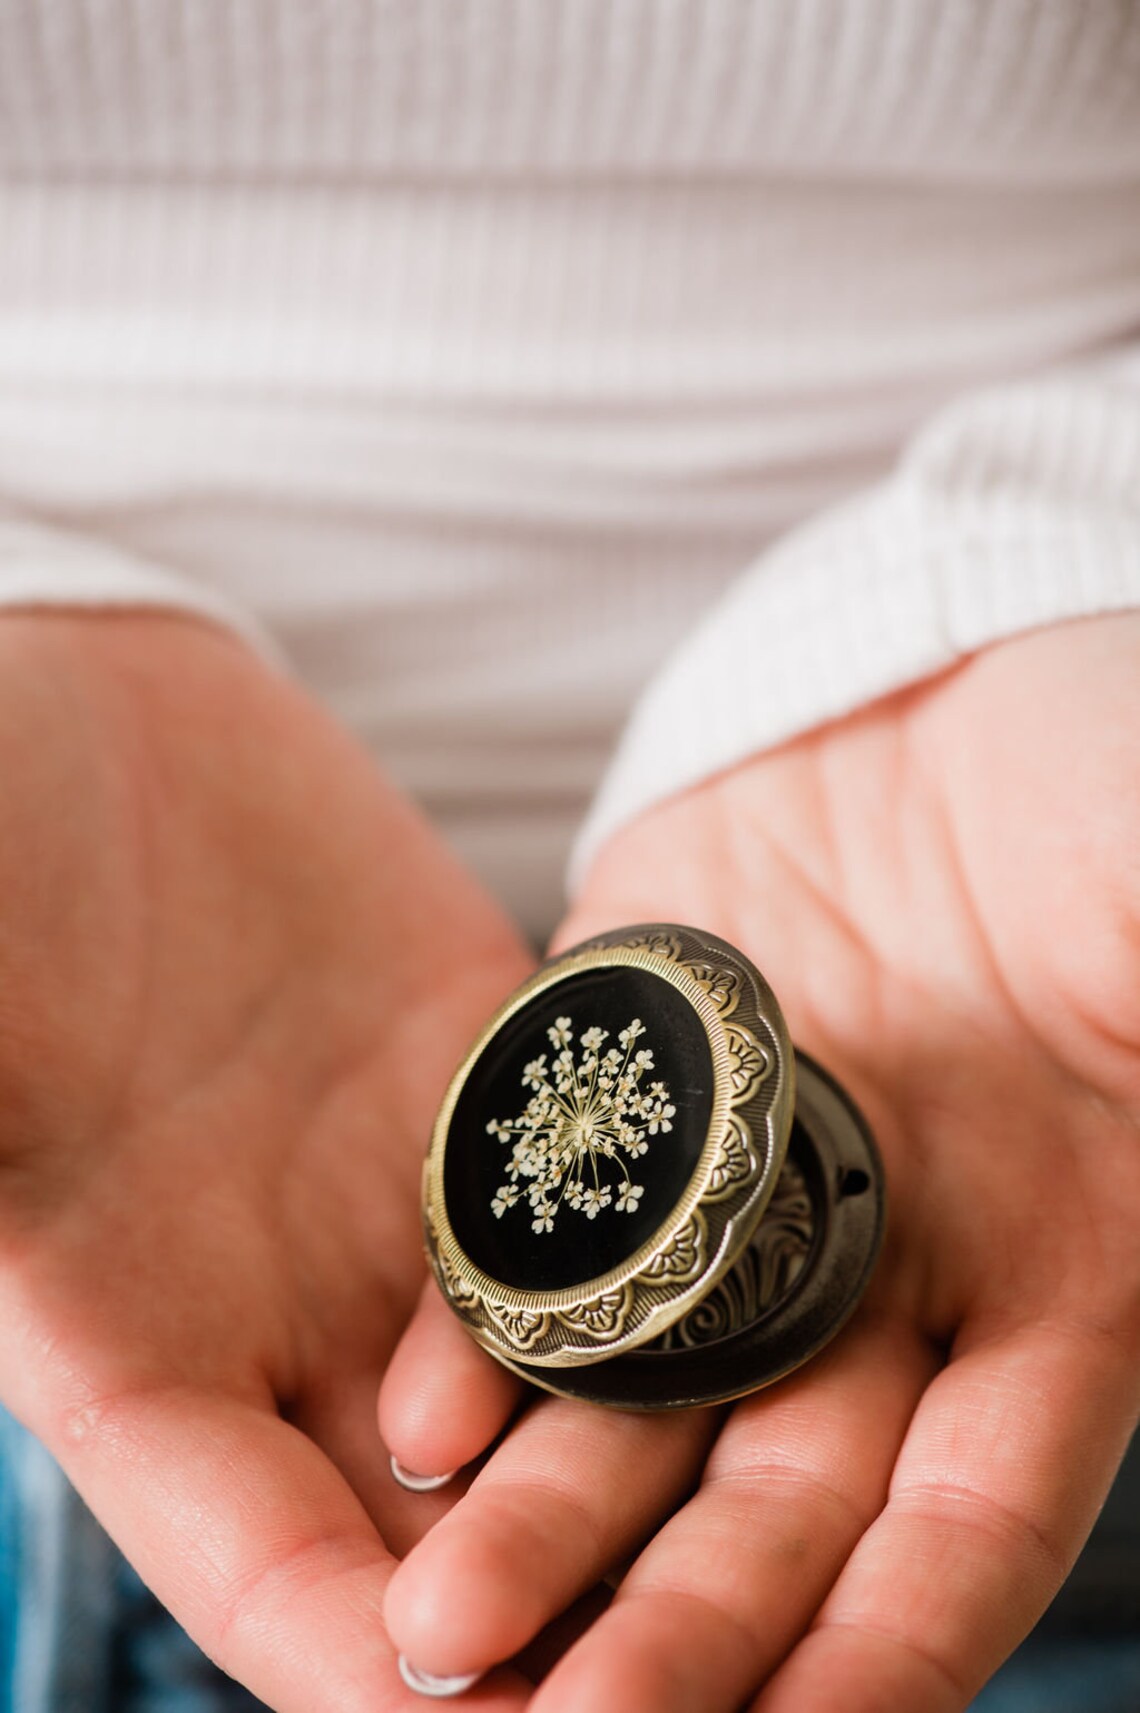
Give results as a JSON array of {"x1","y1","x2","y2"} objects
[
  {"x1": 426, "y1": 947, "x2": 732, "y2": 1317},
  {"x1": 423, "y1": 928, "x2": 795, "y2": 1366},
  {"x1": 498, "y1": 1051, "x2": 885, "y2": 1410}
]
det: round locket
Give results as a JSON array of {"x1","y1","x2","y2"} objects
[{"x1": 422, "y1": 924, "x2": 884, "y2": 1409}]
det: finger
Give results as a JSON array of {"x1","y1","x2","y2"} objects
[
  {"x1": 384, "y1": 1389, "x2": 718, "y2": 1680},
  {"x1": 529, "y1": 1310, "x2": 934, "y2": 1713},
  {"x1": 380, "y1": 1277, "x2": 523, "y2": 1482},
  {"x1": 44, "y1": 1379, "x2": 529, "y2": 1713},
  {"x1": 295, "y1": 1367, "x2": 474, "y2": 1560},
  {"x1": 514, "y1": 1581, "x2": 614, "y2": 1685},
  {"x1": 751, "y1": 1317, "x2": 1140, "y2": 1713}
]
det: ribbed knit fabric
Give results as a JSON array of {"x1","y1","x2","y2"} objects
[
  {"x1": 4, "y1": 0, "x2": 1139, "y2": 182},
  {"x1": 1, "y1": 2, "x2": 1139, "y2": 932},
  {"x1": 572, "y1": 352, "x2": 1140, "y2": 882}
]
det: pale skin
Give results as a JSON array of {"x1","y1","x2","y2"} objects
[
  {"x1": 2, "y1": 609, "x2": 1137, "y2": 1710},
  {"x1": 0, "y1": 612, "x2": 540, "y2": 1711},
  {"x1": 381, "y1": 613, "x2": 1140, "y2": 1712}
]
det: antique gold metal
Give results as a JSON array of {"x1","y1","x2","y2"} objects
[{"x1": 422, "y1": 923, "x2": 884, "y2": 1408}]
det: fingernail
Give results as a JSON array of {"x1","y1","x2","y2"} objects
[
  {"x1": 389, "y1": 1453, "x2": 459, "y2": 1494},
  {"x1": 398, "y1": 1654, "x2": 482, "y2": 1698}
]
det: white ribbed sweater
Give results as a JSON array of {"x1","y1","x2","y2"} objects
[{"x1": 2, "y1": 1, "x2": 1139, "y2": 935}]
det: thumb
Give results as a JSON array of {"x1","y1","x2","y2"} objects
[
  {"x1": 38, "y1": 1380, "x2": 527, "y2": 1711},
  {"x1": 380, "y1": 1278, "x2": 522, "y2": 1488}
]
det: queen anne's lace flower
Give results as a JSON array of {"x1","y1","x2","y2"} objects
[
  {"x1": 549, "y1": 1017, "x2": 572, "y2": 1048},
  {"x1": 487, "y1": 1016, "x2": 672, "y2": 1233}
]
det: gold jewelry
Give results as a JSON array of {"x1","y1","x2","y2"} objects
[{"x1": 422, "y1": 924, "x2": 883, "y2": 1410}]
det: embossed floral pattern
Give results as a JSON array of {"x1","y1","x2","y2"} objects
[{"x1": 488, "y1": 1016, "x2": 674, "y2": 1234}]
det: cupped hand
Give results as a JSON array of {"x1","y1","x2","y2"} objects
[
  {"x1": 0, "y1": 613, "x2": 534, "y2": 1712},
  {"x1": 381, "y1": 612, "x2": 1140, "y2": 1711}
]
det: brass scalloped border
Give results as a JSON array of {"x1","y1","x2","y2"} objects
[{"x1": 423, "y1": 925, "x2": 795, "y2": 1367}]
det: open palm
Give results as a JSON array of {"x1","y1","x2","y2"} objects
[
  {"x1": 382, "y1": 613, "x2": 1140, "y2": 1712},
  {"x1": 0, "y1": 614, "x2": 533, "y2": 1712}
]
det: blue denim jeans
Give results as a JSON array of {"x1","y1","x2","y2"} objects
[
  {"x1": 2, "y1": 1404, "x2": 1137, "y2": 1712},
  {"x1": 0, "y1": 1408, "x2": 264, "y2": 1713}
]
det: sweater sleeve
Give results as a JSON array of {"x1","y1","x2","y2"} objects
[
  {"x1": 569, "y1": 349, "x2": 1140, "y2": 893},
  {"x1": 0, "y1": 509, "x2": 286, "y2": 667}
]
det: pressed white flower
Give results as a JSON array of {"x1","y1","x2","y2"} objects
[
  {"x1": 485, "y1": 1014, "x2": 672, "y2": 1233},
  {"x1": 647, "y1": 1100, "x2": 676, "y2": 1135},
  {"x1": 548, "y1": 1016, "x2": 573, "y2": 1048},
  {"x1": 523, "y1": 1054, "x2": 548, "y2": 1090}
]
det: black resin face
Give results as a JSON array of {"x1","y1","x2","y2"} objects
[{"x1": 443, "y1": 966, "x2": 715, "y2": 1292}]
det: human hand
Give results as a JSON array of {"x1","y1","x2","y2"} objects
[
  {"x1": 0, "y1": 613, "x2": 534, "y2": 1711},
  {"x1": 381, "y1": 612, "x2": 1140, "y2": 1711}
]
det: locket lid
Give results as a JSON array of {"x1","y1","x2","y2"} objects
[{"x1": 423, "y1": 924, "x2": 795, "y2": 1368}]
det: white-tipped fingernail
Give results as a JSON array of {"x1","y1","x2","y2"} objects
[
  {"x1": 398, "y1": 1654, "x2": 482, "y2": 1698},
  {"x1": 389, "y1": 1453, "x2": 458, "y2": 1494}
]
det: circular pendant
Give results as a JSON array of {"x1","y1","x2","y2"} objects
[{"x1": 422, "y1": 924, "x2": 884, "y2": 1408}]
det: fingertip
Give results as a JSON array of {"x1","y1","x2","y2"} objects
[
  {"x1": 390, "y1": 1453, "x2": 459, "y2": 1494},
  {"x1": 379, "y1": 1279, "x2": 522, "y2": 1479},
  {"x1": 397, "y1": 1654, "x2": 483, "y2": 1698},
  {"x1": 385, "y1": 1521, "x2": 509, "y2": 1679}
]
